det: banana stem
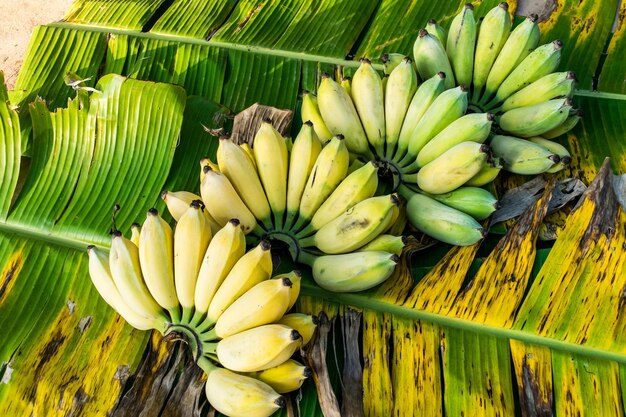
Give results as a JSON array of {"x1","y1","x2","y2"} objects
[
  {"x1": 265, "y1": 230, "x2": 301, "y2": 261},
  {"x1": 398, "y1": 151, "x2": 416, "y2": 168},
  {"x1": 397, "y1": 184, "x2": 417, "y2": 200},
  {"x1": 251, "y1": 223, "x2": 267, "y2": 238},
  {"x1": 181, "y1": 307, "x2": 194, "y2": 324},
  {"x1": 168, "y1": 307, "x2": 182, "y2": 324},
  {"x1": 295, "y1": 223, "x2": 316, "y2": 239},
  {"x1": 273, "y1": 210, "x2": 284, "y2": 231},
  {"x1": 197, "y1": 356, "x2": 218, "y2": 375},
  {"x1": 189, "y1": 309, "x2": 206, "y2": 328},
  {"x1": 200, "y1": 327, "x2": 219, "y2": 342},
  {"x1": 164, "y1": 323, "x2": 203, "y2": 360},
  {"x1": 298, "y1": 235, "x2": 316, "y2": 249},
  {"x1": 195, "y1": 317, "x2": 216, "y2": 334},
  {"x1": 297, "y1": 250, "x2": 317, "y2": 266},
  {"x1": 202, "y1": 341, "x2": 218, "y2": 356}
]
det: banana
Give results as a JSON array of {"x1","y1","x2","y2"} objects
[
  {"x1": 447, "y1": 3, "x2": 477, "y2": 87},
  {"x1": 217, "y1": 136, "x2": 272, "y2": 226},
  {"x1": 317, "y1": 73, "x2": 371, "y2": 156},
  {"x1": 483, "y1": 14, "x2": 539, "y2": 103},
  {"x1": 214, "y1": 324, "x2": 302, "y2": 372},
  {"x1": 490, "y1": 135, "x2": 559, "y2": 175},
  {"x1": 498, "y1": 98, "x2": 573, "y2": 137},
  {"x1": 301, "y1": 91, "x2": 333, "y2": 143},
  {"x1": 200, "y1": 166, "x2": 258, "y2": 234},
  {"x1": 109, "y1": 231, "x2": 165, "y2": 320},
  {"x1": 300, "y1": 161, "x2": 379, "y2": 235},
  {"x1": 299, "y1": 250, "x2": 399, "y2": 292},
  {"x1": 358, "y1": 234, "x2": 406, "y2": 256},
  {"x1": 426, "y1": 19, "x2": 447, "y2": 47},
  {"x1": 211, "y1": 277, "x2": 294, "y2": 339},
  {"x1": 161, "y1": 190, "x2": 221, "y2": 235},
  {"x1": 138, "y1": 209, "x2": 179, "y2": 320},
  {"x1": 426, "y1": 187, "x2": 498, "y2": 220},
  {"x1": 253, "y1": 121, "x2": 289, "y2": 229},
  {"x1": 285, "y1": 122, "x2": 322, "y2": 230},
  {"x1": 413, "y1": 29, "x2": 455, "y2": 89},
  {"x1": 381, "y1": 53, "x2": 406, "y2": 75},
  {"x1": 87, "y1": 245, "x2": 165, "y2": 331},
  {"x1": 300, "y1": 194, "x2": 399, "y2": 254},
  {"x1": 385, "y1": 57, "x2": 418, "y2": 156},
  {"x1": 351, "y1": 58, "x2": 385, "y2": 155},
  {"x1": 417, "y1": 142, "x2": 490, "y2": 194},
  {"x1": 465, "y1": 156, "x2": 503, "y2": 186},
  {"x1": 528, "y1": 136, "x2": 571, "y2": 173},
  {"x1": 130, "y1": 223, "x2": 141, "y2": 246},
  {"x1": 200, "y1": 157, "x2": 220, "y2": 183},
  {"x1": 404, "y1": 189, "x2": 485, "y2": 246},
  {"x1": 174, "y1": 200, "x2": 212, "y2": 322},
  {"x1": 492, "y1": 40, "x2": 564, "y2": 105},
  {"x1": 473, "y1": 2, "x2": 511, "y2": 96},
  {"x1": 276, "y1": 313, "x2": 318, "y2": 346},
  {"x1": 296, "y1": 135, "x2": 349, "y2": 229},
  {"x1": 254, "y1": 359, "x2": 311, "y2": 394},
  {"x1": 206, "y1": 240, "x2": 273, "y2": 324},
  {"x1": 273, "y1": 270, "x2": 301, "y2": 310},
  {"x1": 416, "y1": 112, "x2": 494, "y2": 167},
  {"x1": 194, "y1": 219, "x2": 246, "y2": 315},
  {"x1": 501, "y1": 71, "x2": 576, "y2": 112},
  {"x1": 341, "y1": 76, "x2": 351, "y2": 96},
  {"x1": 398, "y1": 85, "x2": 468, "y2": 164},
  {"x1": 240, "y1": 142, "x2": 257, "y2": 170},
  {"x1": 395, "y1": 72, "x2": 446, "y2": 160},
  {"x1": 542, "y1": 109, "x2": 583, "y2": 139},
  {"x1": 205, "y1": 367, "x2": 285, "y2": 417}
]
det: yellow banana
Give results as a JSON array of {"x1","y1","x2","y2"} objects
[
  {"x1": 498, "y1": 98, "x2": 573, "y2": 138},
  {"x1": 341, "y1": 76, "x2": 351, "y2": 96},
  {"x1": 426, "y1": 19, "x2": 447, "y2": 47},
  {"x1": 274, "y1": 270, "x2": 301, "y2": 310},
  {"x1": 253, "y1": 359, "x2": 311, "y2": 394},
  {"x1": 490, "y1": 134, "x2": 559, "y2": 175},
  {"x1": 465, "y1": 156, "x2": 503, "y2": 187},
  {"x1": 385, "y1": 57, "x2": 418, "y2": 156},
  {"x1": 528, "y1": 136, "x2": 571, "y2": 173},
  {"x1": 200, "y1": 157, "x2": 220, "y2": 184},
  {"x1": 501, "y1": 71, "x2": 576, "y2": 112},
  {"x1": 358, "y1": 234, "x2": 406, "y2": 256},
  {"x1": 447, "y1": 3, "x2": 476, "y2": 87},
  {"x1": 174, "y1": 200, "x2": 212, "y2": 322},
  {"x1": 351, "y1": 58, "x2": 385, "y2": 155},
  {"x1": 473, "y1": 2, "x2": 511, "y2": 96},
  {"x1": 161, "y1": 190, "x2": 221, "y2": 235},
  {"x1": 301, "y1": 91, "x2": 332, "y2": 143},
  {"x1": 240, "y1": 142, "x2": 257, "y2": 170},
  {"x1": 413, "y1": 29, "x2": 455, "y2": 89},
  {"x1": 276, "y1": 313, "x2": 318, "y2": 346},
  {"x1": 130, "y1": 223, "x2": 141, "y2": 246}
]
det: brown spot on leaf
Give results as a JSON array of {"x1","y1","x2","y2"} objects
[{"x1": 0, "y1": 251, "x2": 24, "y2": 302}]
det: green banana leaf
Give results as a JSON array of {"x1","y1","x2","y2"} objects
[{"x1": 1, "y1": 0, "x2": 626, "y2": 416}]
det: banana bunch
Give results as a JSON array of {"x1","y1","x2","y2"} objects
[{"x1": 87, "y1": 213, "x2": 319, "y2": 417}]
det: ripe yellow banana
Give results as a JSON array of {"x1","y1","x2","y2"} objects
[
  {"x1": 206, "y1": 240, "x2": 273, "y2": 324},
  {"x1": 465, "y1": 156, "x2": 503, "y2": 187},
  {"x1": 413, "y1": 29, "x2": 455, "y2": 89},
  {"x1": 490, "y1": 134, "x2": 559, "y2": 174},
  {"x1": 351, "y1": 58, "x2": 385, "y2": 155},
  {"x1": 200, "y1": 157, "x2": 220, "y2": 183},
  {"x1": 174, "y1": 200, "x2": 212, "y2": 322},
  {"x1": 528, "y1": 136, "x2": 571, "y2": 173},
  {"x1": 253, "y1": 359, "x2": 311, "y2": 394},
  {"x1": 274, "y1": 270, "x2": 301, "y2": 310},
  {"x1": 301, "y1": 194, "x2": 399, "y2": 254},
  {"x1": 425, "y1": 187, "x2": 498, "y2": 220},
  {"x1": 341, "y1": 76, "x2": 351, "y2": 96},
  {"x1": 87, "y1": 245, "x2": 165, "y2": 331},
  {"x1": 217, "y1": 136, "x2": 272, "y2": 226},
  {"x1": 417, "y1": 142, "x2": 490, "y2": 194},
  {"x1": 276, "y1": 313, "x2": 318, "y2": 346},
  {"x1": 200, "y1": 166, "x2": 258, "y2": 234},
  {"x1": 498, "y1": 98, "x2": 573, "y2": 137},
  {"x1": 416, "y1": 112, "x2": 494, "y2": 167},
  {"x1": 194, "y1": 219, "x2": 246, "y2": 315},
  {"x1": 138, "y1": 209, "x2": 179, "y2": 321},
  {"x1": 240, "y1": 142, "x2": 257, "y2": 170},
  {"x1": 301, "y1": 91, "x2": 332, "y2": 143},
  {"x1": 542, "y1": 109, "x2": 582, "y2": 139},
  {"x1": 205, "y1": 367, "x2": 284, "y2": 417},
  {"x1": 214, "y1": 324, "x2": 302, "y2": 372},
  {"x1": 317, "y1": 74, "x2": 371, "y2": 156},
  {"x1": 130, "y1": 223, "x2": 141, "y2": 246},
  {"x1": 473, "y1": 2, "x2": 511, "y2": 96},
  {"x1": 300, "y1": 250, "x2": 398, "y2": 293},
  {"x1": 385, "y1": 57, "x2": 418, "y2": 155},
  {"x1": 161, "y1": 190, "x2": 221, "y2": 235},
  {"x1": 426, "y1": 19, "x2": 447, "y2": 47},
  {"x1": 447, "y1": 3, "x2": 477, "y2": 87},
  {"x1": 501, "y1": 71, "x2": 576, "y2": 112}
]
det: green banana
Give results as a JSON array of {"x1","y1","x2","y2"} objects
[
  {"x1": 416, "y1": 112, "x2": 494, "y2": 167},
  {"x1": 385, "y1": 57, "x2": 418, "y2": 158},
  {"x1": 498, "y1": 98, "x2": 573, "y2": 137},
  {"x1": 425, "y1": 187, "x2": 498, "y2": 220},
  {"x1": 490, "y1": 135, "x2": 559, "y2": 175},
  {"x1": 413, "y1": 29, "x2": 455, "y2": 89},
  {"x1": 351, "y1": 58, "x2": 386, "y2": 155},
  {"x1": 465, "y1": 156, "x2": 503, "y2": 187},
  {"x1": 381, "y1": 53, "x2": 406, "y2": 75},
  {"x1": 473, "y1": 2, "x2": 511, "y2": 96},
  {"x1": 542, "y1": 109, "x2": 583, "y2": 139},
  {"x1": 426, "y1": 19, "x2": 447, "y2": 47},
  {"x1": 447, "y1": 3, "x2": 477, "y2": 88},
  {"x1": 417, "y1": 142, "x2": 490, "y2": 194},
  {"x1": 501, "y1": 71, "x2": 576, "y2": 112},
  {"x1": 357, "y1": 234, "x2": 406, "y2": 256},
  {"x1": 301, "y1": 91, "x2": 333, "y2": 143},
  {"x1": 528, "y1": 136, "x2": 571, "y2": 173}
]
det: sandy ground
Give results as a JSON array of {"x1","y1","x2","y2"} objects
[{"x1": 0, "y1": 0, "x2": 73, "y2": 89}]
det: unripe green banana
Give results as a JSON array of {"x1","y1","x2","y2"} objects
[
  {"x1": 528, "y1": 136, "x2": 571, "y2": 173},
  {"x1": 300, "y1": 194, "x2": 399, "y2": 254},
  {"x1": 542, "y1": 109, "x2": 583, "y2": 139},
  {"x1": 483, "y1": 14, "x2": 539, "y2": 103},
  {"x1": 490, "y1": 135, "x2": 559, "y2": 175},
  {"x1": 253, "y1": 359, "x2": 311, "y2": 394},
  {"x1": 447, "y1": 4, "x2": 477, "y2": 87},
  {"x1": 413, "y1": 29, "x2": 455, "y2": 89},
  {"x1": 317, "y1": 74, "x2": 371, "y2": 156},
  {"x1": 215, "y1": 324, "x2": 302, "y2": 372},
  {"x1": 465, "y1": 156, "x2": 503, "y2": 187},
  {"x1": 404, "y1": 189, "x2": 485, "y2": 246},
  {"x1": 285, "y1": 122, "x2": 322, "y2": 230},
  {"x1": 301, "y1": 91, "x2": 332, "y2": 143},
  {"x1": 473, "y1": 3, "x2": 511, "y2": 94},
  {"x1": 205, "y1": 367, "x2": 284, "y2": 417},
  {"x1": 416, "y1": 113, "x2": 494, "y2": 167},
  {"x1": 395, "y1": 72, "x2": 446, "y2": 160},
  {"x1": 276, "y1": 313, "x2": 318, "y2": 346},
  {"x1": 417, "y1": 142, "x2": 490, "y2": 194},
  {"x1": 492, "y1": 40, "x2": 563, "y2": 105},
  {"x1": 498, "y1": 98, "x2": 572, "y2": 137},
  {"x1": 385, "y1": 57, "x2": 418, "y2": 156},
  {"x1": 501, "y1": 71, "x2": 576, "y2": 112},
  {"x1": 300, "y1": 250, "x2": 399, "y2": 292},
  {"x1": 398, "y1": 85, "x2": 468, "y2": 164},
  {"x1": 358, "y1": 234, "x2": 406, "y2": 256},
  {"x1": 351, "y1": 58, "x2": 385, "y2": 155},
  {"x1": 381, "y1": 53, "x2": 407, "y2": 75},
  {"x1": 426, "y1": 19, "x2": 447, "y2": 47},
  {"x1": 425, "y1": 187, "x2": 498, "y2": 220}
]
